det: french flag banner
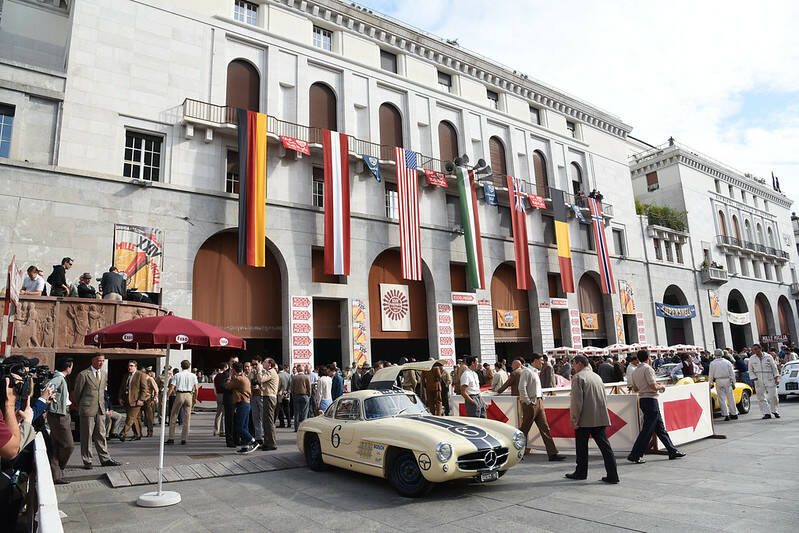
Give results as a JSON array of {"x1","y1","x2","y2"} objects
[
  {"x1": 588, "y1": 197, "x2": 615, "y2": 294},
  {"x1": 395, "y1": 147, "x2": 422, "y2": 281},
  {"x1": 323, "y1": 130, "x2": 351, "y2": 275}
]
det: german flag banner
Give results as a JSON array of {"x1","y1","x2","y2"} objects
[
  {"x1": 236, "y1": 109, "x2": 267, "y2": 267},
  {"x1": 551, "y1": 188, "x2": 574, "y2": 293}
]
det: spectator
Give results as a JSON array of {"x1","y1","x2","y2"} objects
[
  {"x1": 45, "y1": 358, "x2": 74, "y2": 484},
  {"x1": 143, "y1": 370, "x2": 158, "y2": 437},
  {"x1": 226, "y1": 362, "x2": 259, "y2": 453},
  {"x1": 47, "y1": 257, "x2": 72, "y2": 297},
  {"x1": 100, "y1": 266, "x2": 126, "y2": 301},
  {"x1": 359, "y1": 363, "x2": 374, "y2": 389},
  {"x1": 317, "y1": 366, "x2": 333, "y2": 413},
  {"x1": 330, "y1": 363, "x2": 344, "y2": 400},
  {"x1": 539, "y1": 354, "x2": 556, "y2": 389},
  {"x1": 166, "y1": 359, "x2": 198, "y2": 445},
  {"x1": 277, "y1": 364, "x2": 291, "y2": 428},
  {"x1": 20, "y1": 266, "x2": 45, "y2": 295},
  {"x1": 495, "y1": 358, "x2": 524, "y2": 396},
  {"x1": 77, "y1": 272, "x2": 97, "y2": 299},
  {"x1": 221, "y1": 357, "x2": 238, "y2": 447},
  {"x1": 259, "y1": 358, "x2": 279, "y2": 451},
  {"x1": 247, "y1": 358, "x2": 265, "y2": 445},
  {"x1": 212, "y1": 363, "x2": 228, "y2": 437},
  {"x1": 558, "y1": 356, "x2": 572, "y2": 380},
  {"x1": 118, "y1": 360, "x2": 148, "y2": 441},
  {"x1": 491, "y1": 361, "x2": 508, "y2": 392},
  {"x1": 460, "y1": 356, "x2": 485, "y2": 418},
  {"x1": 350, "y1": 364, "x2": 363, "y2": 392},
  {"x1": 290, "y1": 367, "x2": 311, "y2": 431},
  {"x1": 72, "y1": 354, "x2": 120, "y2": 469}
]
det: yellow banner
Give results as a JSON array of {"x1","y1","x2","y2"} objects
[
  {"x1": 581, "y1": 313, "x2": 599, "y2": 330},
  {"x1": 496, "y1": 309, "x2": 519, "y2": 329}
]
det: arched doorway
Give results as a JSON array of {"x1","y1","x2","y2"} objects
[
  {"x1": 491, "y1": 263, "x2": 535, "y2": 359},
  {"x1": 754, "y1": 293, "x2": 775, "y2": 344},
  {"x1": 489, "y1": 136, "x2": 507, "y2": 188},
  {"x1": 450, "y1": 263, "x2": 472, "y2": 357},
  {"x1": 309, "y1": 82, "x2": 337, "y2": 134},
  {"x1": 368, "y1": 249, "x2": 428, "y2": 363},
  {"x1": 533, "y1": 150, "x2": 549, "y2": 197},
  {"x1": 379, "y1": 103, "x2": 403, "y2": 160},
  {"x1": 662, "y1": 285, "x2": 694, "y2": 345},
  {"x1": 578, "y1": 273, "x2": 610, "y2": 347},
  {"x1": 192, "y1": 230, "x2": 283, "y2": 370},
  {"x1": 226, "y1": 59, "x2": 260, "y2": 113},
  {"x1": 727, "y1": 289, "x2": 752, "y2": 350},
  {"x1": 778, "y1": 295, "x2": 796, "y2": 343},
  {"x1": 438, "y1": 121, "x2": 458, "y2": 163}
]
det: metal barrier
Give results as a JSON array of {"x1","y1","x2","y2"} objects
[{"x1": 32, "y1": 433, "x2": 64, "y2": 533}]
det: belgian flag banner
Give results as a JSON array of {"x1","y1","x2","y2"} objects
[
  {"x1": 236, "y1": 109, "x2": 267, "y2": 267},
  {"x1": 551, "y1": 188, "x2": 574, "y2": 293}
]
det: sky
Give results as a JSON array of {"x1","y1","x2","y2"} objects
[{"x1": 355, "y1": 0, "x2": 799, "y2": 206}]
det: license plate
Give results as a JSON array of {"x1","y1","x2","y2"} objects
[
  {"x1": 479, "y1": 471, "x2": 499, "y2": 482},
  {"x1": 786, "y1": 382, "x2": 798, "y2": 390}
]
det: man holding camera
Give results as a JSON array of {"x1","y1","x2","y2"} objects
[
  {"x1": 45, "y1": 358, "x2": 74, "y2": 484},
  {"x1": 73, "y1": 354, "x2": 120, "y2": 468}
]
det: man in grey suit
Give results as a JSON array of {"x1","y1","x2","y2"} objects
[
  {"x1": 565, "y1": 355, "x2": 619, "y2": 483},
  {"x1": 72, "y1": 354, "x2": 120, "y2": 469}
]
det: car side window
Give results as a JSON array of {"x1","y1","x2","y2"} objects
[{"x1": 334, "y1": 398, "x2": 360, "y2": 421}]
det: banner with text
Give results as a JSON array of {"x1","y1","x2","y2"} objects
[
  {"x1": 380, "y1": 283, "x2": 411, "y2": 331},
  {"x1": 113, "y1": 224, "x2": 164, "y2": 293},
  {"x1": 352, "y1": 299, "x2": 369, "y2": 368},
  {"x1": 618, "y1": 279, "x2": 636, "y2": 314},
  {"x1": 708, "y1": 289, "x2": 721, "y2": 318},
  {"x1": 437, "y1": 303, "x2": 456, "y2": 367},
  {"x1": 655, "y1": 302, "x2": 696, "y2": 319},
  {"x1": 290, "y1": 296, "x2": 314, "y2": 369},
  {"x1": 496, "y1": 309, "x2": 519, "y2": 329},
  {"x1": 728, "y1": 311, "x2": 750, "y2": 325}
]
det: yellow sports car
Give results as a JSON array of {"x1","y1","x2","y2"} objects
[
  {"x1": 296, "y1": 362, "x2": 525, "y2": 497},
  {"x1": 676, "y1": 377, "x2": 752, "y2": 414}
]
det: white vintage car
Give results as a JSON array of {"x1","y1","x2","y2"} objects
[{"x1": 296, "y1": 362, "x2": 525, "y2": 497}]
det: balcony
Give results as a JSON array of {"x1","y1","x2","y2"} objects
[
  {"x1": 716, "y1": 235, "x2": 789, "y2": 262},
  {"x1": 182, "y1": 98, "x2": 614, "y2": 216},
  {"x1": 717, "y1": 234, "x2": 742, "y2": 249},
  {"x1": 792, "y1": 283, "x2": 799, "y2": 296},
  {"x1": 700, "y1": 266, "x2": 728, "y2": 284}
]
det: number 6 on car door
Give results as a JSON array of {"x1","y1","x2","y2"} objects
[{"x1": 331, "y1": 424, "x2": 342, "y2": 448}]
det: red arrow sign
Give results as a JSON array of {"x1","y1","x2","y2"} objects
[
  {"x1": 458, "y1": 401, "x2": 509, "y2": 423},
  {"x1": 664, "y1": 393, "x2": 702, "y2": 431},
  {"x1": 545, "y1": 408, "x2": 627, "y2": 439}
]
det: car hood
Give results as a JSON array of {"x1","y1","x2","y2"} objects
[{"x1": 361, "y1": 415, "x2": 515, "y2": 452}]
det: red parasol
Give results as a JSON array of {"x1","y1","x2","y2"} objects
[{"x1": 84, "y1": 313, "x2": 246, "y2": 350}]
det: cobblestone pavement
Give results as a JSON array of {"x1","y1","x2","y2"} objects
[{"x1": 58, "y1": 398, "x2": 799, "y2": 532}]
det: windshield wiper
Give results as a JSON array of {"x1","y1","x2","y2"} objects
[{"x1": 394, "y1": 407, "x2": 409, "y2": 417}]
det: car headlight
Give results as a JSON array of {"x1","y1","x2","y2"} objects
[
  {"x1": 513, "y1": 430, "x2": 526, "y2": 450},
  {"x1": 436, "y1": 442, "x2": 453, "y2": 462}
]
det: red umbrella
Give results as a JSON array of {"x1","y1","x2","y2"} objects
[{"x1": 84, "y1": 313, "x2": 246, "y2": 350}]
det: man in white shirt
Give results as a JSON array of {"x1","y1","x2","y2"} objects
[
  {"x1": 523, "y1": 355, "x2": 566, "y2": 461},
  {"x1": 491, "y1": 362, "x2": 508, "y2": 392},
  {"x1": 317, "y1": 367, "x2": 333, "y2": 414},
  {"x1": 460, "y1": 356, "x2": 485, "y2": 418},
  {"x1": 20, "y1": 266, "x2": 45, "y2": 295},
  {"x1": 166, "y1": 359, "x2": 198, "y2": 444},
  {"x1": 625, "y1": 355, "x2": 640, "y2": 386},
  {"x1": 708, "y1": 349, "x2": 738, "y2": 421},
  {"x1": 749, "y1": 344, "x2": 780, "y2": 419}
]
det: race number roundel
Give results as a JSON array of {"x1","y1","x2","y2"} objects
[{"x1": 382, "y1": 289, "x2": 409, "y2": 321}]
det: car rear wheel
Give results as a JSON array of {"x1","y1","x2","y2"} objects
[
  {"x1": 737, "y1": 390, "x2": 751, "y2": 414},
  {"x1": 304, "y1": 433, "x2": 325, "y2": 471},
  {"x1": 388, "y1": 451, "x2": 431, "y2": 498}
]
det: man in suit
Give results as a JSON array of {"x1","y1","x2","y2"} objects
[
  {"x1": 421, "y1": 362, "x2": 444, "y2": 415},
  {"x1": 495, "y1": 357, "x2": 525, "y2": 396},
  {"x1": 118, "y1": 360, "x2": 149, "y2": 441},
  {"x1": 539, "y1": 354, "x2": 556, "y2": 389},
  {"x1": 565, "y1": 355, "x2": 619, "y2": 483},
  {"x1": 72, "y1": 354, "x2": 120, "y2": 469},
  {"x1": 222, "y1": 356, "x2": 239, "y2": 447},
  {"x1": 143, "y1": 370, "x2": 159, "y2": 437}
]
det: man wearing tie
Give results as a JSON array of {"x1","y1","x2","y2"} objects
[
  {"x1": 72, "y1": 354, "x2": 120, "y2": 469},
  {"x1": 118, "y1": 360, "x2": 149, "y2": 441}
]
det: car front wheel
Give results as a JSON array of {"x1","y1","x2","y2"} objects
[
  {"x1": 304, "y1": 433, "x2": 325, "y2": 471},
  {"x1": 388, "y1": 451, "x2": 431, "y2": 498},
  {"x1": 737, "y1": 390, "x2": 751, "y2": 414}
]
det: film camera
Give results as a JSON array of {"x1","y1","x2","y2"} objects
[{"x1": 0, "y1": 356, "x2": 55, "y2": 410}]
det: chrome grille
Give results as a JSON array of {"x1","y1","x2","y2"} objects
[{"x1": 456, "y1": 446, "x2": 509, "y2": 471}]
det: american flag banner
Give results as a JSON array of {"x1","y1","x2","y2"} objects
[
  {"x1": 588, "y1": 197, "x2": 615, "y2": 294},
  {"x1": 395, "y1": 147, "x2": 422, "y2": 281},
  {"x1": 506, "y1": 176, "x2": 532, "y2": 290}
]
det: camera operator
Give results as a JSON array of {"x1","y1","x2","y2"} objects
[
  {"x1": 0, "y1": 377, "x2": 26, "y2": 460},
  {"x1": 45, "y1": 358, "x2": 74, "y2": 484}
]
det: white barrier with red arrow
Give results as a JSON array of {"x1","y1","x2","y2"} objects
[{"x1": 655, "y1": 381, "x2": 713, "y2": 449}]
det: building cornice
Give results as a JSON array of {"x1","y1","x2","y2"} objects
[
  {"x1": 630, "y1": 145, "x2": 792, "y2": 209},
  {"x1": 267, "y1": 0, "x2": 633, "y2": 140}
]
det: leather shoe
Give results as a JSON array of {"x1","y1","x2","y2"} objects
[
  {"x1": 668, "y1": 451, "x2": 686, "y2": 460},
  {"x1": 601, "y1": 476, "x2": 620, "y2": 484},
  {"x1": 101, "y1": 459, "x2": 121, "y2": 467},
  {"x1": 564, "y1": 473, "x2": 587, "y2": 480},
  {"x1": 118, "y1": 435, "x2": 125, "y2": 442},
  {"x1": 723, "y1": 415, "x2": 730, "y2": 421},
  {"x1": 165, "y1": 439, "x2": 175, "y2": 445},
  {"x1": 627, "y1": 456, "x2": 646, "y2": 464},
  {"x1": 548, "y1": 454, "x2": 567, "y2": 462},
  {"x1": 774, "y1": 413, "x2": 781, "y2": 419},
  {"x1": 83, "y1": 463, "x2": 92, "y2": 470},
  {"x1": 261, "y1": 446, "x2": 277, "y2": 451},
  {"x1": 762, "y1": 414, "x2": 772, "y2": 419},
  {"x1": 730, "y1": 415, "x2": 738, "y2": 420}
]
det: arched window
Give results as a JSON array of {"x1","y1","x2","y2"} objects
[
  {"x1": 732, "y1": 215, "x2": 741, "y2": 241},
  {"x1": 767, "y1": 227, "x2": 775, "y2": 248},
  {"x1": 569, "y1": 162, "x2": 584, "y2": 196},
  {"x1": 756, "y1": 223, "x2": 764, "y2": 244},
  {"x1": 309, "y1": 82, "x2": 337, "y2": 132},
  {"x1": 226, "y1": 59, "x2": 260, "y2": 113},
  {"x1": 533, "y1": 150, "x2": 549, "y2": 197},
  {"x1": 718, "y1": 211, "x2": 727, "y2": 236},
  {"x1": 438, "y1": 121, "x2": 458, "y2": 163},
  {"x1": 744, "y1": 219, "x2": 753, "y2": 242},
  {"x1": 379, "y1": 103, "x2": 403, "y2": 160},
  {"x1": 488, "y1": 136, "x2": 507, "y2": 186}
]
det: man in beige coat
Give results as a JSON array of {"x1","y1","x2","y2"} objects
[
  {"x1": 72, "y1": 354, "x2": 120, "y2": 469},
  {"x1": 565, "y1": 355, "x2": 619, "y2": 483}
]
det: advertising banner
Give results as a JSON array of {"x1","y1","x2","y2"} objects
[
  {"x1": 495, "y1": 309, "x2": 519, "y2": 329},
  {"x1": 760, "y1": 334, "x2": 789, "y2": 344},
  {"x1": 290, "y1": 296, "x2": 314, "y2": 369},
  {"x1": 527, "y1": 194, "x2": 547, "y2": 209},
  {"x1": 352, "y1": 299, "x2": 369, "y2": 368},
  {"x1": 614, "y1": 311, "x2": 625, "y2": 343},
  {"x1": 483, "y1": 183, "x2": 498, "y2": 206},
  {"x1": 380, "y1": 283, "x2": 411, "y2": 331},
  {"x1": 581, "y1": 313, "x2": 599, "y2": 330},
  {"x1": 113, "y1": 224, "x2": 164, "y2": 293},
  {"x1": 618, "y1": 279, "x2": 635, "y2": 314},
  {"x1": 451, "y1": 292, "x2": 478, "y2": 305},
  {"x1": 728, "y1": 311, "x2": 750, "y2": 325},
  {"x1": 708, "y1": 289, "x2": 721, "y2": 318},
  {"x1": 569, "y1": 309, "x2": 583, "y2": 349},
  {"x1": 550, "y1": 297, "x2": 569, "y2": 309},
  {"x1": 280, "y1": 135, "x2": 310, "y2": 155},
  {"x1": 436, "y1": 303, "x2": 456, "y2": 368},
  {"x1": 655, "y1": 302, "x2": 696, "y2": 319},
  {"x1": 636, "y1": 311, "x2": 647, "y2": 343},
  {"x1": 424, "y1": 169, "x2": 448, "y2": 187}
]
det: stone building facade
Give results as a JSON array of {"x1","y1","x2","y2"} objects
[{"x1": 0, "y1": 0, "x2": 795, "y2": 372}]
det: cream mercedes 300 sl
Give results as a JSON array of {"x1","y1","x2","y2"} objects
[{"x1": 296, "y1": 362, "x2": 525, "y2": 497}]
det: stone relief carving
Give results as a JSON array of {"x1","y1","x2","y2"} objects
[{"x1": 13, "y1": 302, "x2": 55, "y2": 348}]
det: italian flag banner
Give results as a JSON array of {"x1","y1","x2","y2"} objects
[{"x1": 455, "y1": 167, "x2": 485, "y2": 290}]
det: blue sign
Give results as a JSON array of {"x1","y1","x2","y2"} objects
[
  {"x1": 361, "y1": 154, "x2": 381, "y2": 182},
  {"x1": 655, "y1": 302, "x2": 696, "y2": 319},
  {"x1": 483, "y1": 182, "x2": 498, "y2": 206}
]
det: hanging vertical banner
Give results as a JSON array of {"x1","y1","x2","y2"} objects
[
  {"x1": 551, "y1": 189, "x2": 575, "y2": 293},
  {"x1": 569, "y1": 308, "x2": 583, "y2": 349},
  {"x1": 290, "y1": 296, "x2": 314, "y2": 369},
  {"x1": 587, "y1": 197, "x2": 615, "y2": 294},
  {"x1": 615, "y1": 311, "x2": 625, "y2": 343},
  {"x1": 477, "y1": 297, "x2": 495, "y2": 363},
  {"x1": 113, "y1": 224, "x2": 164, "y2": 292},
  {"x1": 507, "y1": 175, "x2": 532, "y2": 290},
  {"x1": 618, "y1": 280, "x2": 636, "y2": 314},
  {"x1": 323, "y1": 130, "x2": 351, "y2": 276},
  {"x1": 395, "y1": 148, "x2": 422, "y2": 281},
  {"x1": 352, "y1": 299, "x2": 369, "y2": 368},
  {"x1": 539, "y1": 302, "x2": 555, "y2": 351},
  {"x1": 708, "y1": 289, "x2": 721, "y2": 318},
  {"x1": 483, "y1": 182, "x2": 498, "y2": 206},
  {"x1": 571, "y1": 203, "x2": 587, "y2": 223},
  {"x1": 437, "y1": 303, "x2": 456, "y2": 368},
  {"x1": 455, "y1": 167, "x2": 485, "y2": 289},
  {"x1": 380, "y1": 283, "x2": 411, "y2": 331},
  {"x1": 636, "y1": 311, "x2": 647, "y2": 343},
  {"x1": 361, "y1": 154, "x2": 381, "y2": 182},
  {"x1": 236, "y1": 109, "x2": 267, "y2": 267}
]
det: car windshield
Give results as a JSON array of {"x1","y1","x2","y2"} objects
[{"x1": 364, "y1": 393, "x2": 428, "y2": 420}]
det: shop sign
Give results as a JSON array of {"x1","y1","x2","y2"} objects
[
  {"x1": 581, "y1": 313, "x2": 599, "y2": 330},
  {"x1": 496, "y1": 309, "x2": 519, "y2": 329},
  {"x1": 451, "y1": 292, "x2": 478, "y2": 305},
  {"x1": 550, "y1": 298, "x2": 569, "y2": 309},
  {"x1": 727, "y1": 311, "x2": 750, "y2": 325},
  {"x1": 655, "y1": 302, "x2": 696, "y2": 319},
  {"x1": 760, "y1": 334, "x2": 789, "y2": 344}
]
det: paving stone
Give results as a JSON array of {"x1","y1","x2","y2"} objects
[
  {"x1": 160, "y1": 466, "x2": 181, "y2": 482},
  {"x1": 188, "y1": 463, "x2": 215, "y2": 479},
  {"x1": 105, "y1": 470, "x2": 131, "y2": 488},
  {"x1": 122, "y1": 469, "x2": 148, "y2": 486},
  {"x1": 174, "y1": 464, "x2": 200, "y2": 480},
  {"x1": 140, "y1": 467, "x2": 160, "y2": 484},
  {"x1": 206, "y1": 462, "x2": 234, "y2": 477},
  {"x1": 219, "y1": 460, "x2": 248, "y2": 475}
]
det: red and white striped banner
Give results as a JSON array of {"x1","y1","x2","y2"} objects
[
  {"x1": 280, "y1": 135, "x2": 310, "y2": 155},
  {"x1": 395, "y1": 147, "x2": 422, "y2": 281},
  {"x1": 323, "y1": 130, "x2": 351, "y2": 275}
]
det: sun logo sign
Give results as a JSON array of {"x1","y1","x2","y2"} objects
[{"x1": 382, "y1": 288, "x2": 409, "y2": 321}]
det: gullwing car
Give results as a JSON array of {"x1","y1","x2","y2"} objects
[{"x1": 296, "y1": 361, "x2": 525, "y2": 497}]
